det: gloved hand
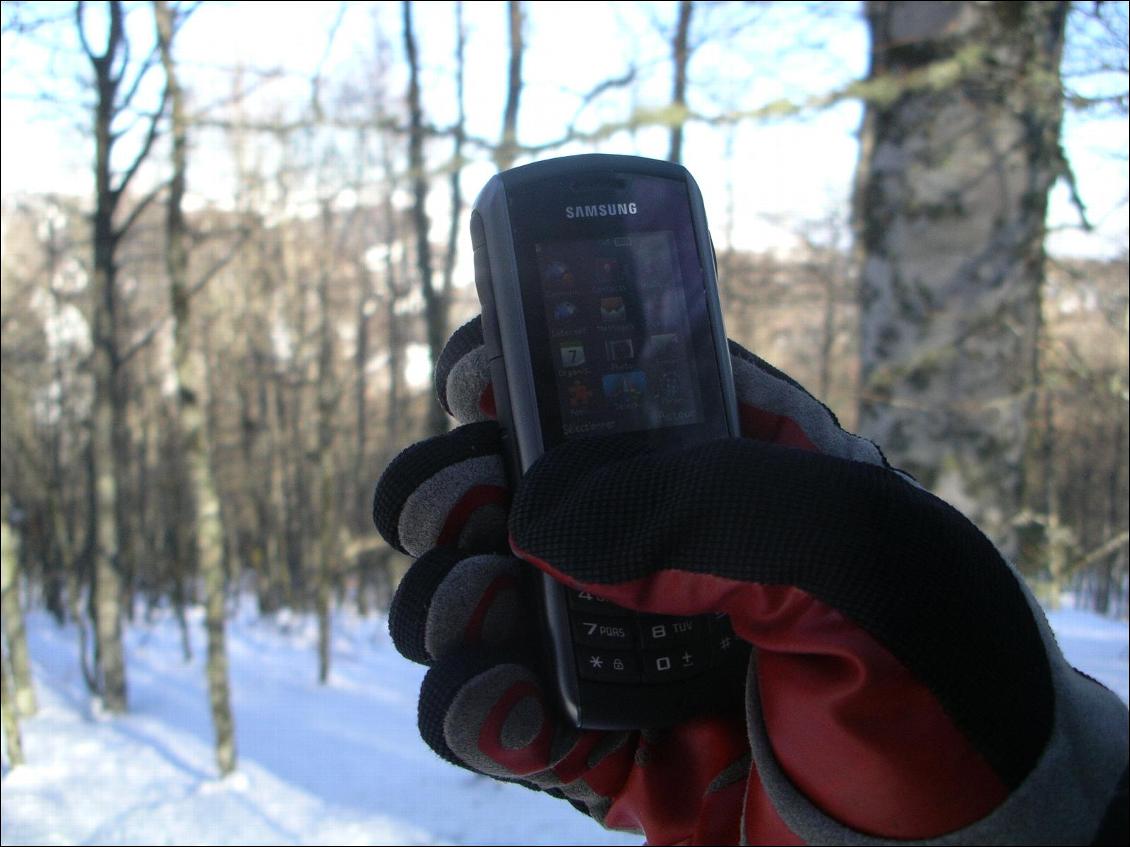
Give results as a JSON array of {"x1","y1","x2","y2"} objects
[{"x1": 374, "y1": 317, "x2": 1128, "y2": 845}]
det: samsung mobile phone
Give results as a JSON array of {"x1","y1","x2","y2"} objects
[{"x1": 470, "y1": 154, "x2": 744, "y2": 730}]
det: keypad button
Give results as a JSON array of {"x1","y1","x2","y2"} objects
[
  {"x1": 576, "y1": 648, "x2": 640, "y2": 683},
  {"x1": 709, "y1": 616, "x2": 746, "y2": 665},
  {"x1": 566, "y1": 589, "x2": 618, "y2": 613},
  {"x1": 639, "y1": 617, "x2": 677, "y2": 647},
  {"x1": 639, "y1": 615, "x2": 703, "y2": 647},
  {"x1": 641, "y1": 645, "x2": 707, "y2": 682},
  {"x1": 572, "y1": 615, "x2": 636, "y2": 648},
  {"x1": 710, "y1": 629, "x2": 739, "y2": 661}
]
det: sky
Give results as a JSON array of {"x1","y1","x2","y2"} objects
[
  {"x1": 1, "y1": 596, "x2": 1127, "y2": 845},
  {"x1": 2, "y1": 1, "x2": 1126, "y2": 261}
]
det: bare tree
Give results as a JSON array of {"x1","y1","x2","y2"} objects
[
  {"x1": 153, "y1": 0, "x2": 236, "y2": 776},
  {"x1": 495, "y1": 1, "x2": 525, "y2": 171},
  {"x1": 668, "y1": 0, "x2": 694, "y2": 163},
  {"x1": 1, "y1": 493, "x2": 36, "y2": 719},
  {"x1": 314, "y1": 197, "x2": 344, "y2": 684},
  {"x1": 403, "y1": 0, "x2": 448, "y2": 436},
  {"x1": 77, "y1": 0, "x2": 171, "y2": 713},
  {"x1": 443, "y1": 1, "x2": 468, "y2": 298},
  {"x1": 853, "y1": 1, "x2": 1069, "y2": 560},
  {"x1": 1, "y1": 637, "x2": 25, "y2": 767}
]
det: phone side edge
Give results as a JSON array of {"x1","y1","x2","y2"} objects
[{"x1": 471, "y1": 176, "x2": 584, "y2": 728}]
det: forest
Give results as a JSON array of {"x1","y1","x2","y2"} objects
[{"x1": 1, "y1": 0, "x2": 1127, "y2": 782}]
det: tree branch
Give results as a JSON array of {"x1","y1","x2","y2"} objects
[
  {"x1": 112, "y1": 182, "x2": 164, "y2": 242},
  {"x1": 118, "y1": 227, "x2": 246, "y2": 367},
  {"x1": 111, "y1": 86, "x2": 169, "y2": 202}
]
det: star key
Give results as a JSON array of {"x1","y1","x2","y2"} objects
[{"x1": 577, "y1": 648, "x2": 640, "y2": 683}]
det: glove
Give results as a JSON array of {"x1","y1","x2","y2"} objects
[{"x1": 374, "y1": 317, "x2": 1128, "y2": 845}]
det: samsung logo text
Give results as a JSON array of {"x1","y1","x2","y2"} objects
[{"x1": 565, "y1": 202, "x2": 638, "y2": 219}]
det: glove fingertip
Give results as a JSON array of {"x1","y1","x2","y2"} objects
[
  {"x1": 373, "y1": 421, "x2": 504, "y2": 556},
  {"x1": 390, "y1": 549, "x2": 530, "y2": 666},
  {"x1": 388, "y1": 547, "x2": 465, "y2": 664},
  {"x1": 435, "y1": 316, "x2": 488, "y2": 420},
  {"x1": 418, "y1": 647, "x2": 547, "y2": 776},
  {"x1": 444, "y1": 344, "x2": 495, "y2": 424},
  {"x1": 728, "y1": 340, "x2": 892, "y2": 469}
]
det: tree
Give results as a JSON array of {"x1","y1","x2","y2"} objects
[
  {"x1": 153, "y1": 0, "x2": 237, "y2": 776},
  {"x1": 1, "y1": 494, "x2": 36, "y2": 719},
  {"x1": 1, "y1": 639, "x2": 25, "y2": 767},
  {"x1": 852, "y1": 1, "x2": 1069, "y2": 560},
  {"x1": 314, "y1": 196, "x2": 344, "y2": 685},
  {"x1": 78, "y1": 0, "x2": 170, "y2": 713},
  {"x1": 495, "y1": 0, "x2": 524, "y2": 171},
  {"x1": 667, "y1": 0, "x2": 694, "y2": 163},
  {"x1": 403, "y1": 0, "x2": 448, "y2": 437}
]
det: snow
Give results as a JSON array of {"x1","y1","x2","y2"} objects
[{"x1": 2, "y1": 599, "x2": 1127, "y2": 846}]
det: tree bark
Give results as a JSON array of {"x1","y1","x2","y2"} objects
[
  {"x1": 154, "y1": 0, "x2": 236, "y2": 777},
  {"x1": 83, "y1": 0, "x2": 130, "y2": 714},
  {"x1": 1, "y1": 497, "x2": 36, "y2": 717},
  {"x1": 1, "y1": 641, "x2": 25, "y2": 767},
  {"x1": 403, "y1": 0, "x2": 448, "y2": 436},
  {"x1": 443, "y1": 0, "x2": 467, "y2": 302},
  {"x1": 853, "y1": 1, "x2": 1068, "y2": 559},
  {"x1": 315, "y1": 202, "x2": 341, "y2": 685},
  {"x1": 668, "y1": 0, "x2": 694, "y2": 164},
  {"x1": 496, "y1": 1, "x2": 524, "y2": 171}
]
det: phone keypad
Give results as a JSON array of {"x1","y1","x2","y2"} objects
[{"x1": 567, "y1": 589, "x2": 737, "y2": 685}]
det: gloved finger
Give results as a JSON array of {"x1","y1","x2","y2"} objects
[
  {"x1": 727, "y1": 340, "x2": 892, "y2": 469},
  {"x1": 388, "y1": 547, "x2": 533, "y2": 665},
  {"x1": 419, "y1": 642, "x2": 753, "y2": 840},
  {"x1": 435, "y1": 316, "x2": 495, "y2": 424},
  {"x1": 373, "y1": 421, "x2": 509, "y2": 558},
  {"x1": 418, "y1": 644, "x2": 636, "y2": 810}
]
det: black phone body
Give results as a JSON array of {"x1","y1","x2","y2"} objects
[{"x1": 470, "y1": 154, "x2": 742, "y2": 730}]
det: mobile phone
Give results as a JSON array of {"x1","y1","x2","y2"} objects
[{"x1": 470, "y1": 154, "x2": 744, "y2": 730}]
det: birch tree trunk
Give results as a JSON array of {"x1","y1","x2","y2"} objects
[
  {"x1": 853, "y1": 1, "x2": 1068, "y2": 559},
  {"x1": 154, "y1": 0, "x2": 236, "y2": 776},
  {"x1": 1, "y1": 641, "x2": 25, "y2": 767},
  {"x1": 1, "y1": 498, "x2": 36, "y2": 717},
  {"x1": 84, "y1": 0, "x2": 130, "y2": 714},
  {"x1": 315, "y1": 201, "x2": 341, "y2": 685}
]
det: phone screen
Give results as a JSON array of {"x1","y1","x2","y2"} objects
[
  {"x1": 505, "y1": 171, "x2": 730, "y2": 455},
  {"x1": 534, "y1": 231, "x2": 705, "y2": 437}
]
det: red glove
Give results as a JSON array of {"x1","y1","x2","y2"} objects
[{"x1": 374, "y1": 317, "x2": 1128, "y2": 845}]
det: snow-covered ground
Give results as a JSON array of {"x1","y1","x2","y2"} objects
[{"x1": 2, "y1": 598, "x2": 1127, "y2": 846}]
